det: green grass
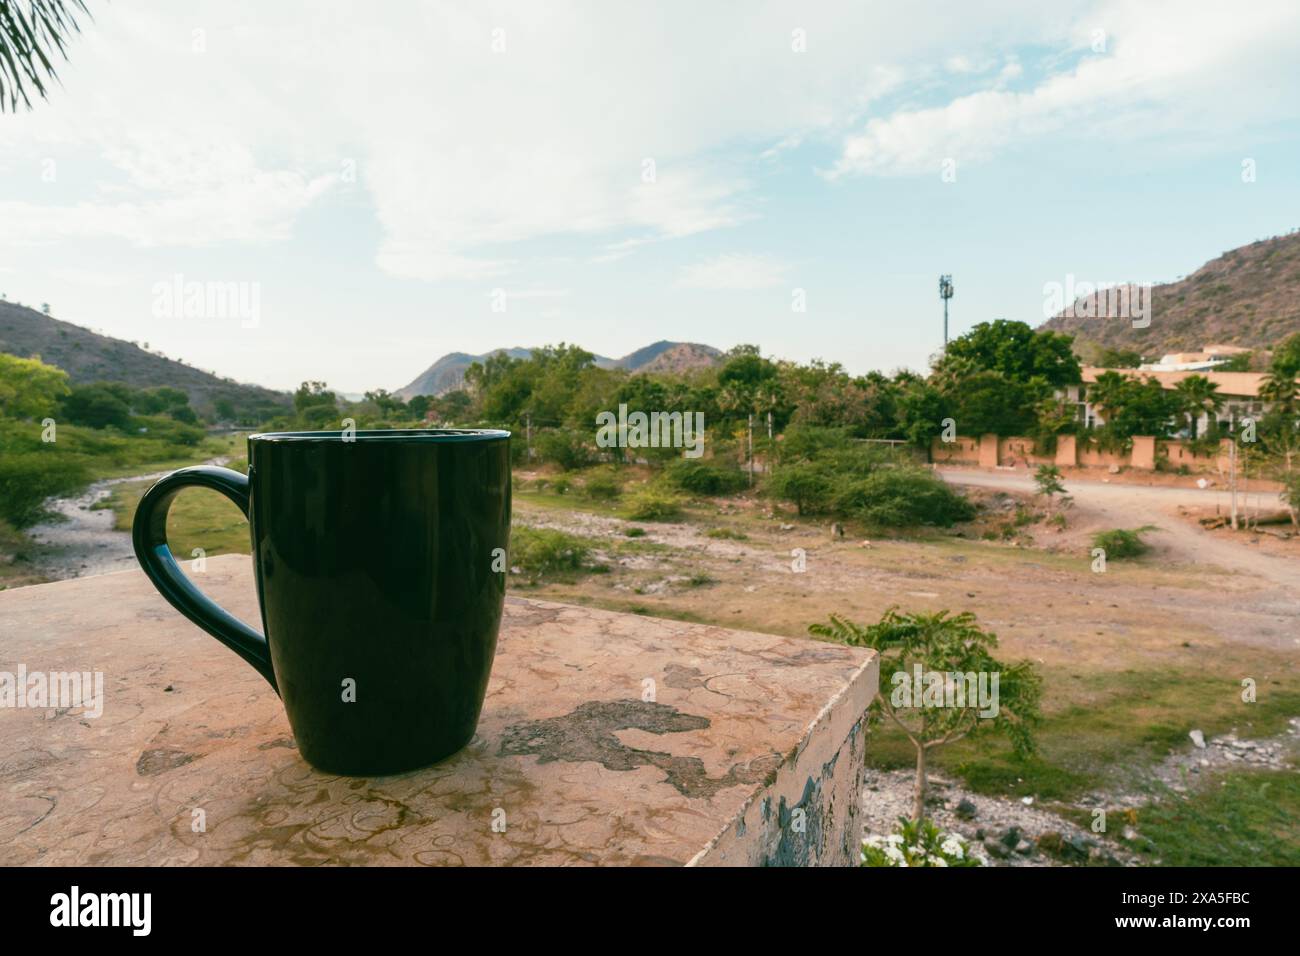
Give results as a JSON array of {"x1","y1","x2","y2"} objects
[
  {"x1": 104, "y1": 456, "x2": 252, "y2": 559},
  {"x1": 1122, "y1": 771, "x2": 1300, "y2": 866},
  {"x1": 865, "y1": 667, "x2": 1300, "y2": 803}
]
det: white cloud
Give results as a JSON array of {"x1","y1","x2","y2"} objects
[
  {"x1": 677, "y1": 254, "x2": 789, "y2": 291},
  {"x1": 0, "y1": 1, "x2": 1058, "y2": 279},
  {"x1": 830, "y1": 0, "x2": 1300, "y2": 178}
]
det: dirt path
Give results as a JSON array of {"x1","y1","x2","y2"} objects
[
  {"x1": 939, "y1": 468, "x2": 1300, "y2": 591},
  {"x1": 25, "y1": 457, "x2": 232, "y2": 581}
]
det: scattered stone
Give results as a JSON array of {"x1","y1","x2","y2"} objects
[
  {"x1": 1014, "y1": 839, "x2": 1034, "y2": 856},
  {"x1": 1020, "y1": 796, "x2": 1034, "y2": 806},
  {"x1": 955, "y1": 798, "x2": 977, "y2": 821},
  {"x1": 984, "y1": 839, "x2": 1011, "y2": 860},
  {"x1": 1189, "y1": 729, "x2": 1206, "y2": 748}
]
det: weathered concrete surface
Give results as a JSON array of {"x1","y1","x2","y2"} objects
[{"x1": 0, "y1": 555, "x2": 876, "y2": 866}]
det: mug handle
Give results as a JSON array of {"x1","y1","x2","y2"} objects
[{"x1": 131, "y1": 465, "x2": 278, "y2": 693}]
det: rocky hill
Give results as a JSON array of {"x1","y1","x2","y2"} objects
[
  {"x1": 396, "y1": 340, "x2": 721, "y2": 398},
  {"x1": 0, "y1": 300, "x2": 290, "y2": 418},
  {"x1": 1039, "y1": 230, "x2": 1300, "y2": 360}
]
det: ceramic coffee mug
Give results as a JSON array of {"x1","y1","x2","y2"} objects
[{"x1": 131, "y1": 429, "x2": 512, "y2": 776}]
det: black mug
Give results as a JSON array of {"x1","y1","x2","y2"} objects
[{"x1": 131, "y1": 429, "x2": 512, "y2": 776}]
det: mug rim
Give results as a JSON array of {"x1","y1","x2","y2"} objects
[{"x1": 248, "y1": 428, "x2": 511, "y2": 443}]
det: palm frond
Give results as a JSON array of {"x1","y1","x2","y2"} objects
[{"x1": 0, "y1": 0, "x2": 90, "y2": 112}]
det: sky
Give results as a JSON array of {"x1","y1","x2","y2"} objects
[{"x1": 1, "y1": 0, "x2": 1298, "y2": 395}]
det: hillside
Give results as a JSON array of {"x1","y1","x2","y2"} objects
[
  {"x1": 0, "y1": 301, "x2": 291, "y2": 418},
  {"x1": 1039, "y1": 230, "x2": 1300, "y2": 359},
  {"x1": 396, "y1": 340, "x2": 721, "y2": 398}
]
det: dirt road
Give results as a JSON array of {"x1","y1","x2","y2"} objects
[{"x1": 939, "y1": 468, "x2": 1300, "y2": 591}]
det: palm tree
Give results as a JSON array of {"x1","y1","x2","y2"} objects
[
  {"x1": 1084, "y1": 370, "x2": 1131, "y2": 427},
  {"x1": 0, "y1": 1, "x2": 89, "y2": 112},
  {"x1": 1173, "y1": 375, "x2": 1223, "y2": 439},
  {"x1": 1260, "y1": 368, "x2": 1299, "y2": 411}
]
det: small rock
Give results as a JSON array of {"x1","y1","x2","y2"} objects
[
  {"x1": 1122, "y1": 826, "x2": 1139, "y2": 841},
  {"x1": 1020, "y1": 796, "x2": 1034, "y2": 806},
  {"x1": 1014, "y1": 839, "x2": 1034, "y2": 856},
  {"x1": 779, "y1": 523, "x2": 794, "y2": 531},
  {"x1": 983, "y1": 839, "x2": 1010, "y2": 860},
  {"x1": 955, "y1": 798, "x2": 977, "y2": 821},
  {"x1": 999, "y1": 827, "x2": 1022, "y2": 849},
  {"x1": 1189, "y1": 729, "x2": 1206, "y2": 749}
]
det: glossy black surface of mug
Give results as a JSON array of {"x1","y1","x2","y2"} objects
[{"x1": 131, "y1": 429, "x2": 511, "y2": 776}]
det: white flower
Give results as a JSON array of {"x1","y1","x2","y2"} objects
[
  {"x1": 885, "y1": 833, "x2": 905, "y2": 845},
  {"x1": 941, "y1": 837, "x2": 965, "y2": 859},
  {"x1": 883, "y1": 845, "x2": 906, "y2": 865},
  {"x1": 927, "y1": 854, "x2": 949, "y2": 867}
]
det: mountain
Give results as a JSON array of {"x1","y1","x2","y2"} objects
[
  {"x1": 1039, "y1": 230, "x2": 1300, "y2": 359},
  {"x1": 396, "y1": 340, "x2": 722, "y2": 399},
  {"x1": 0, "y1": 300, "x2": 291, "y2": 418}
]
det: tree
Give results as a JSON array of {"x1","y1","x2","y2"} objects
[
  {"x1": 1033, "y1": 464, "x2": 1067, "y2": 516},
  {"x1": 0, "y1": 352, "x2": 69, "y2": 418},
  {"x1": 293, "y1": 380, "x2": 339, "y2": 427},
  {"x1": 1087, "y1": 371, "x2": 1177, "y2": 442},
  {"x1": 1095, "y1": 346, "x2": 1143, "y2": 368},
  {"x1": 938, "y1": 319, "x2": 1081, "y2": 387},
  {"x1": 0, "y1": 0, "x2": 89, "y2": 111},
  {"x1": 1173, "y1": 375, "x2": 1223, "y2": 439},
  {"x1": 810, "y1": 608, "x2": 1042, "y2": 822},
  {"x1": 61, "y1": 382, "x2": 131, "y2": 429},
  {"x1": 363, "y1": 388, "x2": 407, "y2": 418}
]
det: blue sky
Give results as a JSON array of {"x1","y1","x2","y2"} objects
[{"x1": 1, "y1": 0, "x2": 1298, "y2": 394}]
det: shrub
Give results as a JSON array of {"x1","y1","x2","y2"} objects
[
  {"x1": 834, "y1": 468, "x2": 976, "y2": 527},
  {"x1": 705, "y1": 527, "x2": 747, "y2": 540},
  {"x1": 662, "y1": 459, "x2": 748, "y2": 496},
  {"x1": 534, "y1": 428, "x2": 594, "y2": 471},
  {"x1": 624, "y1": 527, "x2": 647, "y2": 537},
  {"x1": 765, "y1": 461, "x2": 836, "y2": 515},
  {"x1": 861, "y1": 817, "x2": 984, "y2": 867},
  {"x1": 1091, "y1": 526, "x2": 1155, "y2": 559},
  {"x1": 583, "y1": 471, "x2": 622, "y2": 500},
  {"x1": 625, "y1": 490, "x2": 683, "y2": 521},
  {"x1": 509, "y1": 526, "x2": 593, "y2": 578},
  {"x1": 0, "y1": 451, "x2": 90, "y2": 528}
]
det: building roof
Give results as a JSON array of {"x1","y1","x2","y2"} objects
[{"x1": 1081, "y1": 366, "x2": 1272, "y2": 399}]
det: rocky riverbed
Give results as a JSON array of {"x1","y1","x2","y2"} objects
[{"x1": 24, "y1": 457, "x2": 232, "y2": 581}]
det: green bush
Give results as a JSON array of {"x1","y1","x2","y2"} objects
[
  {"x1": 662, "y1": 459, "x2": 748, "y2": 496},
  {"x1": 1091, "y1": 527, "x2": 1154, "y2": 559},
  {"x1": 534, "y1": 428, "x2": 594, "y2": 471},
  {"x1": 765, "y1": 461, "x2": 837, "y2": 515},
  {"x1": 509, "y1": 526, "x2": 593, "y2": 578},
  {"x1": 624, "y1": 489, "x2": 683, "y2": 521},
  {"x1": 834, "y1": 467, "x2": 976, "y2": 527},
  {"x1": 583, "y1": 471, "x2": 622, "y2": 500},
  {"x1": 0, "y1": 451, "x2": 90, "y2": 527}
]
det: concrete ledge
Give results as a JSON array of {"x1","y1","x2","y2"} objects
[{"x1": 0, "y1": 555, "x2": 877, "y2": 866}]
